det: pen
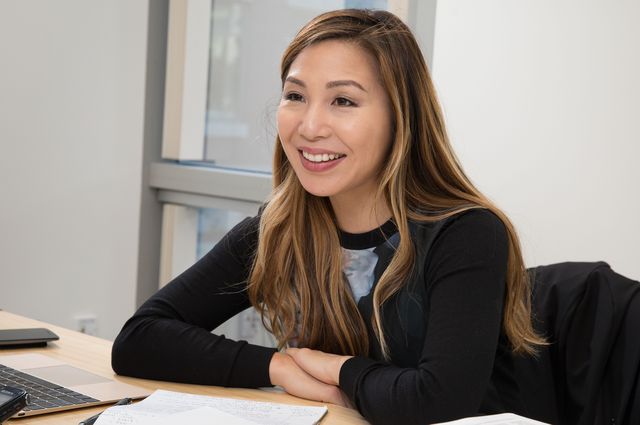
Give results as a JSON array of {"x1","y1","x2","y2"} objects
[{"x1": 78, "y1": 397, "x2": 132, "y2": 425}]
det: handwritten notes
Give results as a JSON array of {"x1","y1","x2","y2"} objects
[{"x1": 94, "y1": 390, "x2": 327, "y2": 425}]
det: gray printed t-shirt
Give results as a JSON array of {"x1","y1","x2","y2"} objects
[{"x1": 342, "y1": 247, "x2": 378, "y2": 304}]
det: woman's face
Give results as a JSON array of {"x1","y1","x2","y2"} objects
[{"x1": 277, "y1": 40, "x2": 393, "y2": 201}]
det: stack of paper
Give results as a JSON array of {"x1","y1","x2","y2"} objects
[{"x1": 94, "y1": 390, "x2": 328, "y2": 425}]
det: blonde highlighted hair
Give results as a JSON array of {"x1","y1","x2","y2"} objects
[{"x1": 248, "y1": 9, "x2": 544, "y2": 357}]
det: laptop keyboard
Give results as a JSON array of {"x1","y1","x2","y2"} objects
[{"x1": 0, "y1": 363, "x2": 99, "y2": 411}]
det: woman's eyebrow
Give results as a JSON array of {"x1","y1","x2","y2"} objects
[
  {"x1": 284, "y1": 76, "x2": 367, "y2": 92},
  {"x1": 326, "y1": 80, "x2": 367, "y2": 92}
]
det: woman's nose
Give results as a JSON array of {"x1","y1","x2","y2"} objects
[{"x1": 297, "y1": 104, "x2": 331, "y2": 141}]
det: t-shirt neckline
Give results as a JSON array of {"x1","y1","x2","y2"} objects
[{"x1": 338, "y1": 219, "x2": 399, "y2": 250}]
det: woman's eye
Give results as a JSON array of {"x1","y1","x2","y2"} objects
[
  {"x1": 333, "y1": 97, "x2": 356, "y2": 107},
  {"x1": 284, "y1": 92, "x2": 304, "y2": 102}
]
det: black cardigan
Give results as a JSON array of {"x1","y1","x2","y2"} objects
[{"x1": 112, "y1": 209, "x2": 525, "y2": 424}]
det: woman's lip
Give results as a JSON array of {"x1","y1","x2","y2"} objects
[
  {"x1": 298, "y1": 147, "x2": 345, "y2": 155},
  {"x1": 298, "y1": 150, "x2": 345, "y2": 172}
]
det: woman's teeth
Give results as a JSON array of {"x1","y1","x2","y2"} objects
[{"x1": 302, "y1": 151, "x2": 345, "y2": 163}]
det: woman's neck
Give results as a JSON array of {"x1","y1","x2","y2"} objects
[{"x1": 330, "y1": 191, "x2": 392, "y2": 234}]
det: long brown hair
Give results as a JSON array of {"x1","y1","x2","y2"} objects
[{"x1": 248, "y1": 9, "x2": 544, "y2": 357}]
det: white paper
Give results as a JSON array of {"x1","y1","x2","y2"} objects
[
  {"x1": 137, "y1": 407, "x2": 262, "y2": 425},
  {"x1": 94, "y1": 390, "x2": 328, "y2": 425},
  {"x1": 433, "y1": 413, "x2": 549, "y2": 425}
]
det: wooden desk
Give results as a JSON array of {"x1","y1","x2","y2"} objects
[{"x1": 0, "y1": 311, "x2": 368, "y2": 424}]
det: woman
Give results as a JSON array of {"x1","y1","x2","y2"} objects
[{"x1": 112, "y1": 9, "x2": 544, "y2": 424}]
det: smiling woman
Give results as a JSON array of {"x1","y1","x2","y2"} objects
[
  {"x1": 277, "y1": 39, "x2": 393, "y2": 228},
  {"x1": 113, "y1": 9, "x2": 546, "y2": 425}
]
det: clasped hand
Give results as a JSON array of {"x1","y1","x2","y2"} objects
[{"x1": 268, "y1": 347, "x2": 353, "y2": 408}]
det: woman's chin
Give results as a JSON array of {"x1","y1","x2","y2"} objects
[
  {"x1": 299, "y1": 181, "x2": 337, "y2": 198},
  {"x1": 303, "y1": 188, "x2": 334, "y2": 198}
]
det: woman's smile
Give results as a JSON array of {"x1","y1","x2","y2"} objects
[{"x1": 298, "y1": 147, "x2": 347, "y2": 171}]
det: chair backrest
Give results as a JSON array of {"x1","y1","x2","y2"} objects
[{"x1": 514, "y1": 262, "x2": 640, "y2": 425}]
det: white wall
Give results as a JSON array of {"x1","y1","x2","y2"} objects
[
  {"x1": 431, "y1": 1, "x2": 640, "y2": 281},
  {"x1": 0, "y1": 0, "x2": 149, "y2": 339}
]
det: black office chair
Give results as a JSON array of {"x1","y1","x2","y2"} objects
[{"x1": 514, "y1": 261, "x2": 640, "y2": 425}]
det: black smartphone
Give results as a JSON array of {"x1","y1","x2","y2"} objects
[
  {"x1": 0, "y1": 385, "x2": 29, "y2": 422},
  {"x1": 0, "y1": 328, "x2": 59, "y2": 348}
]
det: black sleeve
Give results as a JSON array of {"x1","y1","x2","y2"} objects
[
  {"x1": 339, "y1": 209, "x2": 509, "y2": 425},
  {"x1": 111, "y1": 216, "x2": 277, "y2": 388}
]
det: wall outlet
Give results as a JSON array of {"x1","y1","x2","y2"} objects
[{"x1": 75, "y1": 315, "x2": 98, "y2": 336}]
